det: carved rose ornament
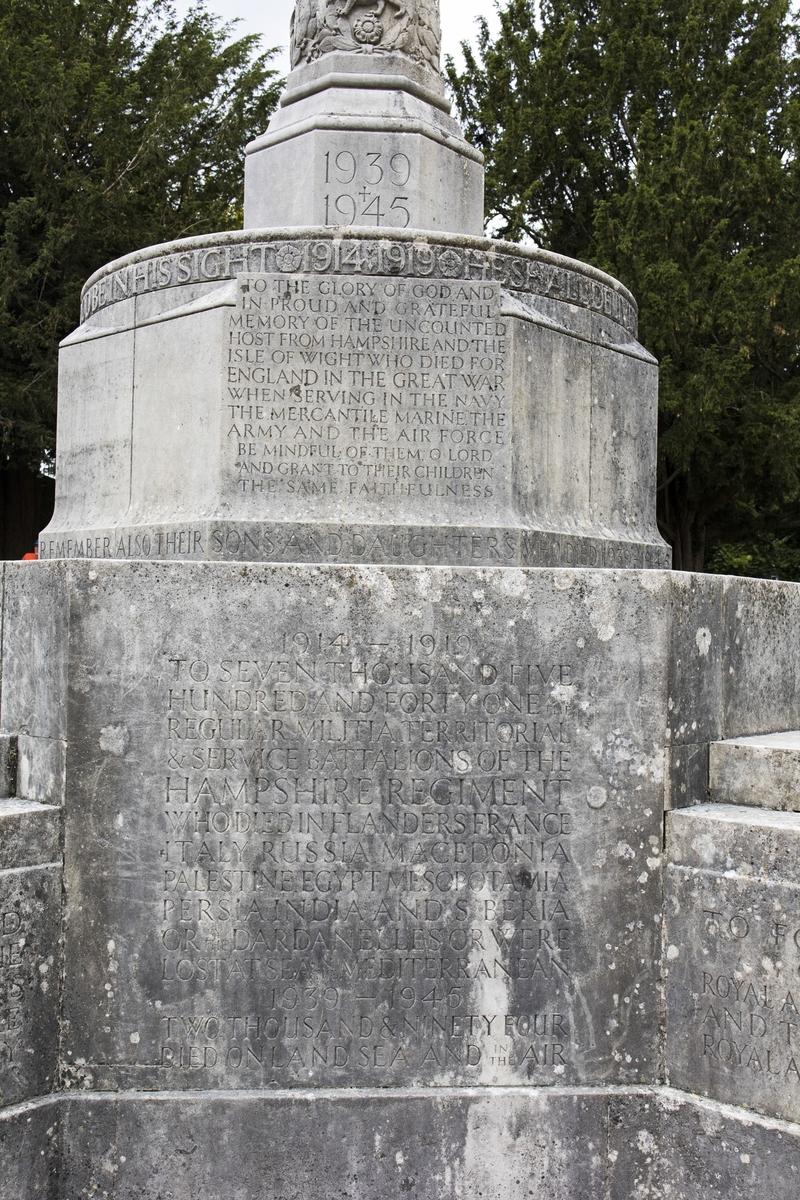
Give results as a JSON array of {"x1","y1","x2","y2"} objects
[{"x1": 290, "y1": 0, "x2": 442, "y2": 72}]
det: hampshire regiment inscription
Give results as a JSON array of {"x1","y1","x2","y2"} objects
[
  {"x1": 160, "y1": 635, "x2": 572, "y2": 1080},
  {"x1": 225, "y1": 274, "x2": 509, "y2": 524},
  {"x1": 62, "y1": 566, "x2": 664, "y2": 1095}
]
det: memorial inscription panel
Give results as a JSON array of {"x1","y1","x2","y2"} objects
[
  {"x1": 0, "y1": 866, "x2": 60, "y2": 1104},
  {"x1": 319, "y1": 147, "x2": 416, "y2": 230},
  {"x1": 224, "y1": 274, "x2": 511, "y2": 525},
  {"x1": 666, "y1": 812, "x2": 800, "y2": 1124},
  {"x1": 78, "y1": 233, "x2": 638, "y2": 333},
  {"x1": 62, "y1": 564, "x2": 666, "y2": 1092}
]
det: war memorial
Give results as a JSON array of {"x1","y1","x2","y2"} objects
[{"x1": 2, "y1": 1, "x2": 800, "y2": 1195}]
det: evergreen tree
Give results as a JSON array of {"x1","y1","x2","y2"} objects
[
  {"x1": 448, "y1": 0, "x2": 800, "y2": 572},
  {"x1": 0, "y1": 0, "x2": 281, "y2": 477}
]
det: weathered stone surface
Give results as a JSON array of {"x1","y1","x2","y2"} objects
[
  {"x1": 58, "y1": 1087, "x2": 613, "y2": 1200},
  {"x1": 0, "y1": 801, "x2": 61, "y2": 872},
  {"x1": 609, "y1": 1089, "x2": 800, "y2": 1200},
  {"x1": 666, "y1": 573, "x2": 800, "y2": 809},
  {"x1": 669, "y1": 802, "x2": 800, "y2": 879},
  {"x1": 0, "y1": 1098, "x2": 60, "y2": 1200},
  {"x1": 54, "y1": 561, "x2": 666, "y2": 1092},
  {"x1": 0, "y1": 732, "x2": 17, "y2": 798},
  {"x1": 0, "y1": 865, "x2": 61, "y2": 1106},
  {"x1": 666, "y1": 573, "x2": 725, "y2": 808},
  {"x1": 39, "y1": 231, "x2": 667, "y2": 569},
  {"x1": 709, "y1": 732, "x2": 800, "y2": 812},
  {"x1": 655, "y1": 1091, "x2": 800, "y2": 1200},
  {"x1": 16, "y1": 737, "x2": 66, "y2": 807},
  {"x1": 3, "y1": 1085, "x2": 799, "y2": 1199},
  {"x1": 0, "y1": 563, "x2": 69, "y2": 744},
  {"x1": 665, "y1": 804, "x2": 800, "y2": 1123},
  {"x1": 722, "y1": 575, "x2": 800, "y2": 737}
]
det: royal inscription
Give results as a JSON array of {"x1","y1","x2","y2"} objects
[{"x1": 668, "y1": 872, "x2": 800, "y2": 1123}]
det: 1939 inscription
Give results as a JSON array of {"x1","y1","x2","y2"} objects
[{"x1": 322, "y1": 150, "x2": 413, "y2": 229}]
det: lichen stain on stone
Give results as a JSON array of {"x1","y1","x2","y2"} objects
[
  {"x1": 98, "y1": 725, "x2": 131, "y2": 757},
  {"x1": 695, "y1": 627, "x2": 712, "y2": 657}
]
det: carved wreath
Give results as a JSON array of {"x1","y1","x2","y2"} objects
[{"x1": 290, "y1": 0, "x2": 441, "y2": 72}]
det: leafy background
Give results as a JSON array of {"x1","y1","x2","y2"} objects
[{"x1": 448, "y1": 0, "x2": 800, "y2": 574}]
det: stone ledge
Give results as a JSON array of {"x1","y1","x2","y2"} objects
[
  {"x1": 2, "y1": 1086, "x2": 799, "y2": 1200},
  {"x1": 77, "y1": 227, "x2": 639, "y2": 332},
  {"x1": 0, "y1": 797, "x2": 61, "y2": 870},
  {"x1": 667, "y1": 802, "x2": 800, "y2": 880},
  {"x1": 37, "y1": 521, "x2": 671, "y2": 568},
  {"x1": 709, "y1": 731, "x2": 800, "y2": 811}
]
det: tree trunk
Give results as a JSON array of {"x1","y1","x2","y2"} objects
[{"x1": 659, "y1": 486, "x2": 709, "y2": 572}]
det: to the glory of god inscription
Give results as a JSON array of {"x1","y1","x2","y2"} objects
[{"x1": 224, "y1": 274, "x2": 510, "y2": 526}]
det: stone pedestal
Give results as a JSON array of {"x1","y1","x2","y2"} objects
[
  {"x1": 4, "y1": 1, "x2": 800, "y2": 1194},
  {"x1": 244, "y1": 54, "x2": 485, "y2": 235},
  {"x1": 39, "y1": 230, "x2": 665, "y2": 570},
  {"x1": 4, "y1": 558, "x2": 800, "y2": 1196}
]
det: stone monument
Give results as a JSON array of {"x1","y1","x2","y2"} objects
[{"x1": 2, "y1": 3, "x2": 800, "y2": 1196}]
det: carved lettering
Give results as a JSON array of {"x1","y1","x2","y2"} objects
[
  {"x1": 152, "y1": 635, "x2": 579, "y2": 1080},
  {"x1": 79, "y1": 236, "x2": 638, "y2": 336},
  {"x1": 225, "y1": 274, "x2": 509, "y2": 522}
]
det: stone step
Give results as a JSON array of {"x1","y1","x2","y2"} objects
[
  {"x1": 668, "y1": 800, "x2": 800, "y2": 880},
  {"x1": 665, "y1": 803, "x2": 800, "y2": 1125},
  {"x1": 0, "y1": 797, "x2": 61, "y2": 870},
  {"x1": 709, "y1": 731, "x2": 800, "y2": 811}
]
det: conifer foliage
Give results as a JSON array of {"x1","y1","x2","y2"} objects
[
  {"x1": 0, "y1": 0, "x2": 281, "y2": 476},
  {"x1": 448, "y1": 0, "x2": 800, "y2": 572}
]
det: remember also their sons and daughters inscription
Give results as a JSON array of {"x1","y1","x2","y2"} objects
[{"x1": 224, "y1": 274, "x2": 510, "y2": 523}]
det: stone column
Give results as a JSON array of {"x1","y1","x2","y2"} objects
[{"x1": 243, "y1": 0, "x2": 484, "y2": 234}]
